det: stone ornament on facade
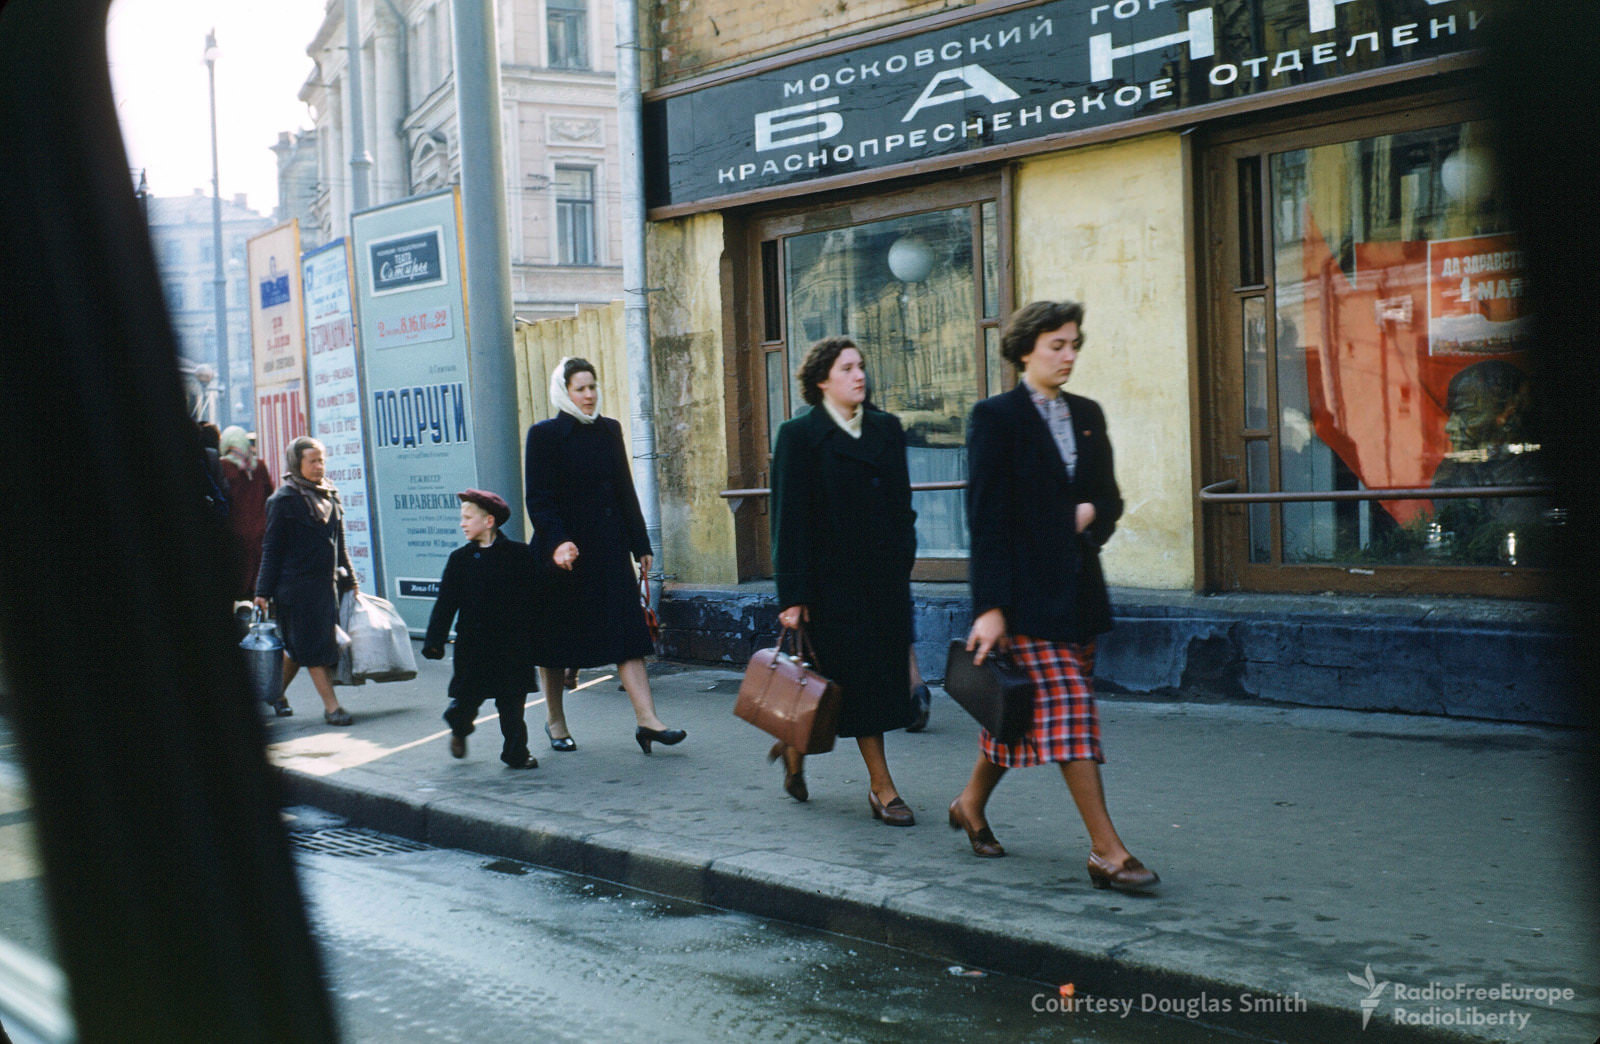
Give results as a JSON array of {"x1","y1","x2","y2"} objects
[{"x1": 548, "y1": 116, "x2": 603, "y2": 145}]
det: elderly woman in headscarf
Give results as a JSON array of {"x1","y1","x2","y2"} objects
[
  {"x1": 219, "y1": 425, "x2": 272, "y2": 601},
  {"x1": 523, "y1": 356, "x2": 685, "y2": 755},
  {"x1": 253, "y1": 435, "x2": 356, "y2": 725}
]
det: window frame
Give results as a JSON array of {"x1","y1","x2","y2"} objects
[
  {"x1": 729, "y1": 168, "x2": 1012, "y2": 582},
  {"x1": 546, "y1": 0, "x2": 589, "y2": 71},
  {"x1": 553, "y1": 165, "x2": 597, "y2": 266},
  {"x1": 1197, "y1": 87, "x2": 1549, "y2": 598}
]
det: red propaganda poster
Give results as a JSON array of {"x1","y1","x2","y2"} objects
[
  {"x1": 1426, "y1": 235, "x2": 1531, "y2": 357},
  {"x1": 1298, "y1": 219, "x2": 1535, "y2": 527}
]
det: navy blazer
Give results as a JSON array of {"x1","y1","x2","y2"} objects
[{"x1": 966, "y1": 382, "x2": 1123, "y2": 643}]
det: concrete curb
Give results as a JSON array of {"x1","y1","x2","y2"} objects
[{"x1": 278, "y1": 766, "x2": 1578, "y2": 1044}]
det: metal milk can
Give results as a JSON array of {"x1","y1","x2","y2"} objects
[{"x1": 239, "y1": 606, "x2": 284, "y2": 705}]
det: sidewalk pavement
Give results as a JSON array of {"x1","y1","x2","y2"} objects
[{"x1": 267, "y1": 655, "x2": 1599, "y2": 1043}]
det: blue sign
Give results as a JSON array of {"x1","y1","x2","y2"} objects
[{"x1": 259, "y1": 273, "x2": 290, "y2": 308}]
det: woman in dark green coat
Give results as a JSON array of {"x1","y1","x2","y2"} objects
[{"x1": 770, "y1": 336, "x2": 919, "y2": 825}]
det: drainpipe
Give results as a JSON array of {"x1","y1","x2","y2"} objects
[
  {"x1": 344, "y1": 0, "x2": 371, "y2": 212},
  {"x1": 615, "y1": 0, "x2": 663, "y2": 600}
]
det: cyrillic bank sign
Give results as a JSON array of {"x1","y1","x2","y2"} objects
[{"x1": 643, "y1": 0, "x2": 1486, "y2": 209}]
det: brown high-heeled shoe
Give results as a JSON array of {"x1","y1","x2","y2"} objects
[
  {"x1": 766, "y1": 741, "x2": 808, "y2": 802},
  {"x1": 1087, "y1": 852, "x2": 1160, "y2": 892},
  {"x1": 947, "y1": 799, "x2": 1005, "y2": 857}
]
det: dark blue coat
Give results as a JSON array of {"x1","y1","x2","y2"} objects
[
  {"x1": 255, "y1": 485, "x2": 353, "y2": 667},
  {"x1": 771, "y1": 405, "x2": 916, "y2": 737},
  {"x1": 966, "y1": 383, "x2": 1122, "y2": 644},
  {"x1": 524, "y1": 413, "x2": 653, "y2": 667},
  {"x1": 423, "y1": 537, "x2": 541, "y2": 698}
]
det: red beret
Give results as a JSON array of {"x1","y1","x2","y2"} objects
[{"x1": 457, "y1": 488, "x2": 510, "y2": 527}]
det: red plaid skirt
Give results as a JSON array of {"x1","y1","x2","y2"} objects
[{"x1": 979, "y1": 636, "x2": 1103, "y2": 767}]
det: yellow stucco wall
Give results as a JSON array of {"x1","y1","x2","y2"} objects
[
  {"x1": 647, "y1": 213, "x2": 740, "y2": 584},
  {"x1": 1014, "y1": 133, "x2": 1196, "y2": 589}
]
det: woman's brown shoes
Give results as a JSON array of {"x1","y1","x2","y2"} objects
[
  {"x1": 868, "y1": 791, "x2": 915, "y2": 826},
  {"x1": 767, "y1": 741, "x2": 808, "y2": 802},
  {"x1": 947, "y1": 800, "x2": 1005, "y2": 857},
  {"x1": 1087, "y1": 852, "x2": 1160, "y2": 892}
]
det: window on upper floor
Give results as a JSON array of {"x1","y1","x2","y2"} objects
[
  {"x1": 547, "y1": 0, "x2": 588, "y2": 70},
  {"x1": 554, "y1": 166, "x2": 595, "y2": 265}
]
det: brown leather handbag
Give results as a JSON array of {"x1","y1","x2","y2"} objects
[{"x1": 734, "y1": 626, "x2": 840, "y2": 754}]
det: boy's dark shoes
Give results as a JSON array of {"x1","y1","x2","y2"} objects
[
  {"x1": 504, "y1": 754, "x2": 538, "y2": 770},
  {"x1": 449, "y1": 734, "x2": 467, "y2": 759},
  {"x1": 421, "y1": 646, "x2": 444, "y2": 660}
]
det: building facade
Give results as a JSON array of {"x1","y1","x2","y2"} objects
[
  {"x1": 271, "y1": 129, "x2": 323, "y2": 252},
  {"x1": 297, "y1": 0, "x2": 624, "y2": 321},
  {"x1": 146, "y1": 191, "x2": 275, "y2": 426},
  {"x1": 633, "y1": 0, "x2": 1567, "y2": 721}
]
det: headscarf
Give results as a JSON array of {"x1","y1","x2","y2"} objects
[
  {"x1": 219, "y1": 425, "x2": 256, "y2": 474},
  {"x1": 549, "y1": 357, "x2": 600, "y2": 424},
  {"x1": 283, "y1": 437, "x2": 339, "y2": 524}
]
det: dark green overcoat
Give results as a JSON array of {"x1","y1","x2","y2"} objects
[{"x1": 770, "y1": 405, "x2": 916, "y2": 737}]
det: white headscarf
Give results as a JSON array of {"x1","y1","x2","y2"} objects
[
  {"x1": 549, "y1": 356, "x2": 600, "y2": 424},
  {"x1": 219, "y1": 424, "x2": 258, "y2": 473}
]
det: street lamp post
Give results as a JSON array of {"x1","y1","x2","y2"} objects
[{"x1": 205, "y1": 29, "x2": 230, "y2": 427}]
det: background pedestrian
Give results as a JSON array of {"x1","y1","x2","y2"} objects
[
  {"x1": 421, "y1": 489, "x2": 541, "y2": 769},
  {"x1": 254, "y1": 435, "x2": 356, "y2": 725},
  {"x1": 219, "y1": 424, "x2": 272, "y2": 602},
  {"x1": 524, "y1": 356, "x2": 684, "y2": 754}
]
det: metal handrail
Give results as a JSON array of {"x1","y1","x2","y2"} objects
[
  {"x1": 721, "y1": 478, "x2": 1556, "y2": 506},
  {"x1": 720, "y1": 480, "x2": 967, "y2": 500},
  {"x1": 1197, "y1": 478, "x2": 1555, "y2": 504}
]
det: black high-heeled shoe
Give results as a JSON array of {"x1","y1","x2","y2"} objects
[
  {"x1": 545, "y1": 722, "x2": 577, "y2": 752},
  {"x1": 635, "y1": 726, "x2": 686, "y2": 754}
]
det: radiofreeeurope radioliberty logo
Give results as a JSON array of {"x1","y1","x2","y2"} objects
[
  {"x1": 1348, "y1": 965, "x2": 1389, "y2": 1029},
  {"x1": 1347, "y1": 966, "x2": 1575, "y2": 1032}
]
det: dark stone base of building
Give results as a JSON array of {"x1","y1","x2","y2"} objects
[{"x1": 659, "y1": 583, "x2": 1580, "y2": 726}]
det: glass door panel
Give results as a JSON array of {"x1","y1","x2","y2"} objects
[{"x1": 783, "y1": 207, "x2": 982, "y2": 558}]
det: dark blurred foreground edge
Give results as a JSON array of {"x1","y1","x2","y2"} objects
[
  {"x1": 0, "y1": 1, "x2": 338, "y2": 1040},
  {"x1": 1483, "y1": 0, "x2": 1600, "y2": 889},
  {"x1": 1484, "y1": 12, "x2": 1600, "y2": 718}
]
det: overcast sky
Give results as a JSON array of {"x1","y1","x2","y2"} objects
[{"x1": 107, "y1": 0, "x2": 329, "y2": 217}]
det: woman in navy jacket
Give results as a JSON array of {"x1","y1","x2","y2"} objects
[
  {"x1": 949, "y1": 301, "x2": 1158, "y2": 891},
  {"x1": 524, "y1": 357, "x2": 684, "y2": 755}
]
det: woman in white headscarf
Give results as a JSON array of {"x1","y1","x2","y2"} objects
[
  {"x1": 523, "y1": 357, "x2": 684, "y2": 755},
  {"x1": 219, "y1": 425, "x2": 272, "y2": 601}
]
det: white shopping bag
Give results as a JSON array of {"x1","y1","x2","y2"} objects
[
  {"x1": 330, "y1": 619, "x2": 363, "y2": 687},
  {"x1": 339, "y1": 590, "x2": 418, "y2": 683}
]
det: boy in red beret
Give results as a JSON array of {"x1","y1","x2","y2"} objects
[{"x1": 421, "y1": 489, "x2": 541, "y2": 769}]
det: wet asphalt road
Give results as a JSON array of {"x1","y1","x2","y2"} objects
[{"x1": 287, "y1": 807, "x2": 1256, "y2": 1043}]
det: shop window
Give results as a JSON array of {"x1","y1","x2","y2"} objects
[
  {"x1": 1205, "y1": 111, "x2": 1550, "y2": 594},
  {"x1": 745, "y1": 176, "x2": 1008, "y2": 573}
]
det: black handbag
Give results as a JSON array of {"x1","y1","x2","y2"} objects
[{"x1": 942, "y1": 639, "x2": 1034, "y2": 743}]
